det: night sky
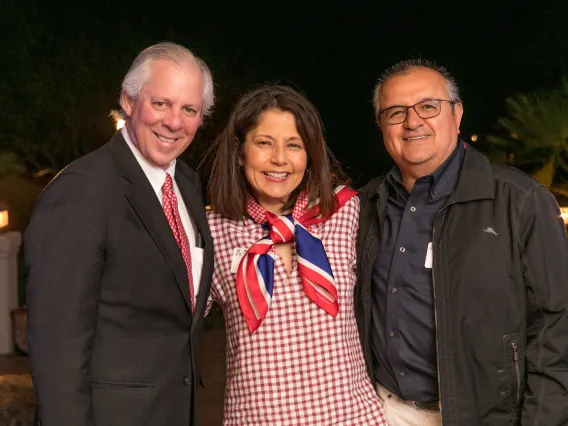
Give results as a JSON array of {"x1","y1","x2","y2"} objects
[{"x1": 3, "y1": 1, "x2": 567, "y2": 186}]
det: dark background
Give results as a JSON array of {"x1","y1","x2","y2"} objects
[
  {"x1": 1, "y1": 4, "x2": 567, "y2": 424},
  {"x1": 2, "y1": 1, "x2": 567, "y2": 186}
]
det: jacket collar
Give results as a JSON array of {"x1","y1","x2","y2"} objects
[
  {"x1": 369, "y1": 141, "x2": 495, "y2": 203},
  {"x1": 107, "y1": 132, "x2": 195, "y2": 313},
  {"x1": 450, "y1": 143, "x2": 495, "y2": 203}
]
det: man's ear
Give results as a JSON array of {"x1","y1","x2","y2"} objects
[
  {"x1": 453, "y1": 102, "x2": 464, "y2": 133},
  {"x1": 376, "y1": 116, "x2": 383, "y2": 130},
  {"x1": 120, "y1": 90, "x2": 135, "y2": 117}
]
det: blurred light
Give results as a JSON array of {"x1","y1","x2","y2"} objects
[
  {"x1": 116, "y1": 118, "x2": 125, "y2": 130},
  {"x1": 560, "y1": 207, "x2": 568, "y2": 225},
  {"x1": 470, "y1": 134, "x2": 478, "y2": 142},
  {"x1": 510, "y1": 132, "x2": 518, "y2": 140},
  {"x1": 0, "y1": 205, "x2": 8, "y2": 230}
]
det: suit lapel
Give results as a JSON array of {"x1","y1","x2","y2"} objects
[
  {"x1": 174, "y1": 164, "x2": 213, "y2": 326},
  {"x1": 108, "y1": 133, "x2": 192, "y2": 311}
]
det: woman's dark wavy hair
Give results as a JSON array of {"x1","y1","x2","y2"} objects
[{"x1": 200, "y1": 84, "x2": 349, "y2": 220}]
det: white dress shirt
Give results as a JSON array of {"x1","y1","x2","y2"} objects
[{"x1": 122, "y1": 127, "x2": 203, "y2": 299}]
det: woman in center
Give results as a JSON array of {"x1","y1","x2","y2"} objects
[{"x1": 204, "y1": 85, "x2": 386, "y2": 425}]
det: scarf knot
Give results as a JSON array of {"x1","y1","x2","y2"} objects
[{"x1": 236, "y1": 186, "x2": 357, "y2": 332}]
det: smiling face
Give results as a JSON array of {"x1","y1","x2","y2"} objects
[
  {"x1": 121, "y1": 58, "x2": 204, "y2": 169},
  {"x1": 378, "y1": 66, "x2": 463, "y2": 180},
  {"x1": 240, "y1": 109, "x2": 308, "y2": 214}
]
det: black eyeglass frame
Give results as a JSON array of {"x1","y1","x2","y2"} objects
[{"x1": 377, "y1": 99, "x2": 457, "y2": 125}]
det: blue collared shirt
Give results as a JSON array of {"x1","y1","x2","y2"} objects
[{"x1": 371, "y1": 142, "x2": 465, "y2": 402}]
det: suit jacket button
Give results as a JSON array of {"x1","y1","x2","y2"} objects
[{"x1": 184, "y1": 377, "x2": 191, "y2": 386}]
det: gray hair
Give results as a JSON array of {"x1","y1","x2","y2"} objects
[
  {"x1": 119, "y1": 42, "x2": 215, "y2": 120},
  {"x1": 372, "y1": 59, "x2": 461, "y2": 117}
]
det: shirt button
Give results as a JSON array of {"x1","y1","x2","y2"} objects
[
  {"x1": 389, "y1": 331, "x2": 396, "y2": 337},
  {"x1": 400, "y1": 371, "x2": 406, "y2": 377},
  {"x1": 410, "y1": 206, "x2": 416, "y2": 212},
  {"x1": 400, "y1": 247, "x2": 406, "y2": 253},
  {"x1": 183, "y1": 377, "x2": 191, "y2": 386},
  {"x1": 392, "y1": 288, "x2": 398, "y2": 294}
]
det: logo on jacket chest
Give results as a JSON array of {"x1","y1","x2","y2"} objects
[{"x1": 483, "y1": 226, "x2": 499, "y2": 236}]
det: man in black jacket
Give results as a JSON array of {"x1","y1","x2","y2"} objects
[{"x1": 356, "y1": 59, "x2": 568, "y2": 425}]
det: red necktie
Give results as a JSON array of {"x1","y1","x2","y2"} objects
[{"x1": 162, "y1": 173, "x2": 195, "y2": 311}]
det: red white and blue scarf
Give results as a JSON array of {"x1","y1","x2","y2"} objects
[{"x1": 236, "y1": 185, "x2": 357, "y2": 332}]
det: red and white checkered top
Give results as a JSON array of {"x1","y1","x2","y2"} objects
[{"x1": 207, "y1": 196, "x2": 386, "y2": 425}]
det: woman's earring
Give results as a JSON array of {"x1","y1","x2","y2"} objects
[
  {"x1": 304, "y1": 168, "x2": 309, "y2": 176},
  {"x1": 238, "y1": 165, "x2": 244, "y2": 172}
]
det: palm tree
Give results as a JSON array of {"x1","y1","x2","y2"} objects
[{"x1": 487, "y1": 79, "x2": 568, "y2": 197}]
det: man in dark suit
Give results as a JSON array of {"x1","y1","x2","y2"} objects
[{"x1": 25, "y1": 42, "x2": 215, "y2": 426}]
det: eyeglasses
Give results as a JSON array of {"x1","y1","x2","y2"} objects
[{"x1": 377, "y1": 99, "x2": 456, "y2": 125}]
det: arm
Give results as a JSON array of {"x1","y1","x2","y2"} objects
[
  {"x1": 519, "y1": 186, "x2": 568, "y2": 425},
  {"x1": 25, "y1": 172, "x2": 106, "y2": 426},
  {"x1": 204, "y1": 211, "x2": 220, "y2": 317},
  {"x1": 348, "y1": 195, "x2": 360, "y2": 276}
]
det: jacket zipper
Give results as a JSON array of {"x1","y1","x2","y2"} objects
[
  {"x1": 512, "y1": 342, "x2": 521, "y2": 404},
  {"x1": 431, "y1": 201, "x2": 456, "y2": 415}
]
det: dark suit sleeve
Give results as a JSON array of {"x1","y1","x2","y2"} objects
[
  {"x1": 519, "y1": 186, "x2": 568, "y2": 425},
  {"x1": 25, "y1": 172, "x2": 106, "y2": 426}
]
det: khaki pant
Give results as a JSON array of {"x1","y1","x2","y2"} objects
[{"x1": 376, "y1": 384, "x2": 442, "y2": 426}]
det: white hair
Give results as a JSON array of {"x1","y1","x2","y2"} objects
[
  {"x1": 119, "y1": 42, "x2": 215, "y2": 120},
  {"x1": 372, "y1": 58, "x2": 461, "y2": 117}
]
